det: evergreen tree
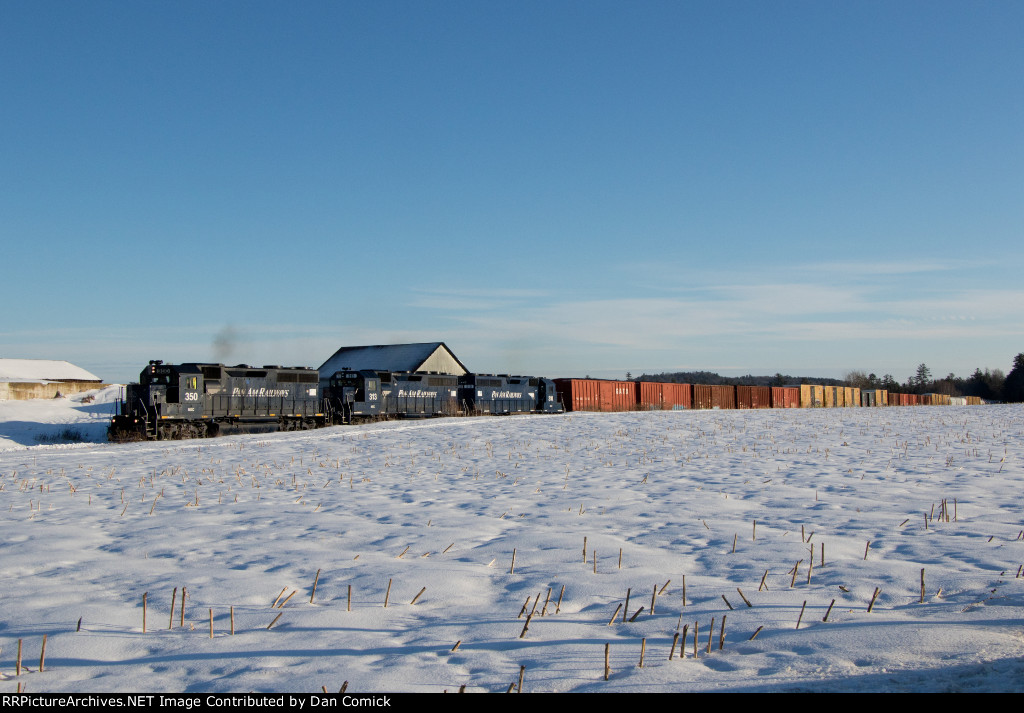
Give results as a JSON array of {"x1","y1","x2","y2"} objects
[
  {"x1": 1003, "y1": 353, "x2": 1024, "y2": 402},
  {"x1": 914, "y1": 363, "x2": 932, "y2": 391}
]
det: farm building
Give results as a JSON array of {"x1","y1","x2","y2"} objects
[
  {"x1": 317, "y1": 342, "x2": 469, "y2": 385},
  {"x1": 0, "y1": 359, "x2": 104, "y2": 400}
]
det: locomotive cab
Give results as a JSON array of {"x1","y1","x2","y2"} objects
[
  {"x1": 110, "y1": 361, "x2": 205, "y2": 439},
  {"x1": 325, "y1": 370, "x2": 383, "y2": 424}
]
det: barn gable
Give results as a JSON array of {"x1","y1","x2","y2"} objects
[{"x1": 318, "y1": 342, "x2": 468, "y2": 382}]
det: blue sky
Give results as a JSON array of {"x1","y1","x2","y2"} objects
[{"x1": 2, "y1": 1, "x2": 1022, "y2": 384}]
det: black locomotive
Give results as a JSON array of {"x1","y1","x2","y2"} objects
[
  {"x1": 109, "y1": 361, "x2": 326, "y2": 440},
  {"x1": 109, "y1": 360, "x2": 564, "y2": 441},
  {"x1": 324, "y1": 370, "x2": 563, "y2": 424}
]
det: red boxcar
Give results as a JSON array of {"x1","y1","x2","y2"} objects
[
  {"x1": 736, "y1": 385, "x2": 771, "y2": 409},
  {"x1": 637, "y1": 382, "x2": 692, "y2": 410},
  {"x1": 692, "y1": 384, "x2": 736, "y2": 410},
  {"x1": 664, "y1": 382, "x2": 692, "y2": 409},
  {"x1": 770, "y1": 386, "x2": 800, "y2": 408},
  {"x1": 554, "y1": 379, "x2": 636, "y2": 412}
]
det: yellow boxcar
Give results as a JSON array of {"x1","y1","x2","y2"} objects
[{"x1": 799, "y1": 384, "x2": 825, "y2": 407}]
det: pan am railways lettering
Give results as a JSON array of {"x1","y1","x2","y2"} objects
[
  {"x1": 397, "y1": 388, "x2": 451, "y2": 399},
  {"x1": 488, "y1": 390, "x2": 533, "y2": 399},
  {"x1": 231, "y1": 387, "x2": 291, "y2": 398}
]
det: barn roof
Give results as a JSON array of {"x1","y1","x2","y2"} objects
[
  {"x1": 318, "y1": 342, "x2": 468, "y2": 378},
  {"x1": 0, "y1": 359, "x2": 102, "y2": 383}
]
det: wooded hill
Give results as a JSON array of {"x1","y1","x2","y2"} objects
[{"x1": 636, "y1": 371, "x2": 846, "y2": 387}]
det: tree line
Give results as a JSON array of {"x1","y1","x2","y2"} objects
[{"x1": 636, "y1": 352, "x2": 1024, "y2": 402}]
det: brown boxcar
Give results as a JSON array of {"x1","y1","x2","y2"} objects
[
  {"x1": 770, "y1": 386, "x2": 800, "y2": 408},
  {"x1": 554, "y1": 378, "x2": 636, "y2": 412},
  {"x1": 665, "y1": 382, "x2": 692, "y2": 409},
  {"x1": 736, "y1": 385, "x2": 771, "y2": 409},
  {"x1": 637, "y1": 381, "x2": 663, "y2": 410},
  {"x1": 638, "y1": 382, "x2": 693, "y2": 410},
  {"x1": 693, "y1": 384, "x2": 736, "y2": 410},
  {"x1": 639, "y1": 382, "x2": 667, "y2": 409}
]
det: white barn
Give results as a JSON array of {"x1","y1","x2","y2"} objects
[{"x1": 0, "y1": 359, "x2": 104, "y2": 400}]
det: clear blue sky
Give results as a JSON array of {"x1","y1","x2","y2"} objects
[{"x1": 2, "y1": 1, "x2": 1022, "y2": 384}]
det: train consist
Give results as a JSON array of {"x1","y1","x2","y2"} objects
[
  {"x1": 109, "y1": 361, "x2": 982, "y2": 441},
  {"x1": 108, "y1": 361, "x2": 562, "y2": 441}
]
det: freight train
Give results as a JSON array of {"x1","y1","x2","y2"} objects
[
  {"x1": 109, "y1": 361, "x2": 982, "y2": 441},
  {"x1": 553, "y1": 379, "x2": 981, "y2": 411},
  {"x1": 108, "y1": 361, "x2": 563, "y2": 441}
]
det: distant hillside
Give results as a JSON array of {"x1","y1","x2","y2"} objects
[{"x1": 637, "y1": 371, "x2": 848, "y2": 387}]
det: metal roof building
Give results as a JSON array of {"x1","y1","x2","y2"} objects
[{"x1": 317, "y1": 342, "x2": 469, "y2": 382}]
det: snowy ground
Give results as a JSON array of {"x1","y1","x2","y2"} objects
[{"x1": 1, "y1": 394, "x2": 1022, "y2": 692}]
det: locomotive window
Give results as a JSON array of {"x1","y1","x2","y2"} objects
[
  {"x1": 186, "y1": 377, "x2": 198, "y2": 390},
  {"x1": 366, "y1": 380, "x2": 377, "y2": 390},
  {"x1": 202, "y1": 366, "x2": 222, "y2": 380}
]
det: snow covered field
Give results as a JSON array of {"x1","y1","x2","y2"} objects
[{"x1": 1, "y1": 394, "x2": 1022, "y2": 692}]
